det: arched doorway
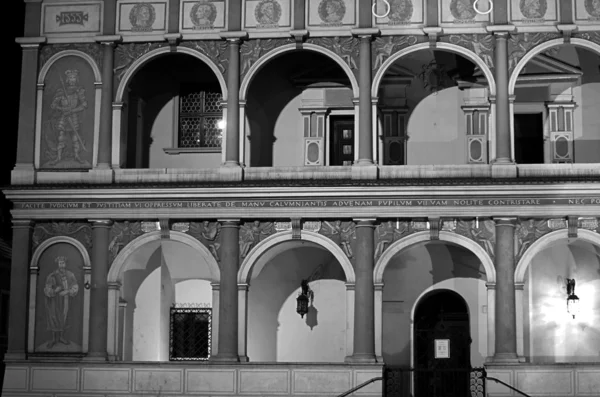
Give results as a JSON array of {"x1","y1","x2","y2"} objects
[{"x1": 413, "y1": 290, "x2": 471, "y2": 397}]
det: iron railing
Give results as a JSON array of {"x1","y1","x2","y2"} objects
[{"x1": 383, "y1": 366, "x2": 486, "y2": 397}]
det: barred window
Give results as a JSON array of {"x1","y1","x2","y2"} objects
[
  {"x1": 179, "y1": 91, "x2": 223, "y2": 149},
  {"x1": 169, "y1": 306, "x2": 212, "y2": 361}
]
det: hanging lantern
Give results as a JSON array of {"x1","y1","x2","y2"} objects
[
  {"x1": 296, "y1": 279, "x2": 314, "y2": 318},
  {"x1": 566, "y1": 278, "x2": 580, "y2": 319}
]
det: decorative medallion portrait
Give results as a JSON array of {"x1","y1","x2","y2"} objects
[
  {"x1": 374, "y1": 0, "x2": 423, "y2": 28},
  {"x1": 389, "y1": 0, "x2": 414, "y2": 23},
  {"x1": 450, "y1": 0, "x2": 477, "y2": 21},
  {"x1": 255, "y1": 0, "x2": 282, "y2": 26},
  {"x1": 41, "y1": 56, "x2": 95, "y2": 169},
  {"x1": 190, "y1": 1, "x2": 218, "y2": 28},
  {"x1": 519, "y1": 0, "x2": 547, "y2": 19},
  {"x1": 585, "y1": 0, "x2": 600, "y2": 18},
  {"x1": 129, "y1": 3, "x2": 156, "y2": 31},
  {"x1": 318, "y1": 0, "x2": 346, "y2": 24},
  {"x1": 34, "y1": 243, "x2": 84, "y2": 353}
]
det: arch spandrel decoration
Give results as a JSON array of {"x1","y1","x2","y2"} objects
[
  {"x1": 32, "y1": 222, "x2": 93, "y2": 256},
  {"x1": 39, "y1": 43, "x2": 104, "y2": 74},
  {"x1": 371, "y1": 35, "x2": 423, "y2": 71},
  {"x1": 240, "y1": 38, "x2": 295, "y2": 78},
  {"x1": 114, "y1": 42, "x2": 229, "y2": 102},
  {"x1": 305, "y1": 37, "x2": 360, "y2": 77}
]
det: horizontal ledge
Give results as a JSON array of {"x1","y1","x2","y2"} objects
[{"x1": 163, "y1": 148, "x2": 222, "y2": 155}]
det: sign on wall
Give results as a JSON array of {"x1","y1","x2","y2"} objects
[
  {"x1": 307, "y1": 0, "x2": 357, "y2": 28},
  {"x1": 373, "y1": 0, "x2": 425, "y2": 29},
  {"x1": 509, "y1": 0, "x2": 558, "y2": 25},
  {"x1": 435, "y1": 339, "x2": 450, "y2": 358},
  {"x1": 574, "y1": 0, "x2": 600, "y2": 22},
  {"x1": 42, "y1": 1, "x2": 103, "y2": 35},
  {"x1": 439, "y1": 0, "x2": 492, "y2": 25},
  {"x1": 180, "y1": 0, "x2": 227, "y2": 31},
  {"x1": 117, "y1": 1, "x2": 168, "y2": 34},
  {"x1": 244, "y1": 0, "x2": 292, "y2": 30}
]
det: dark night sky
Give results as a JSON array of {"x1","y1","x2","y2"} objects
[{"x1": 2, "y1": 2, "x2": 26, "y2": 240}]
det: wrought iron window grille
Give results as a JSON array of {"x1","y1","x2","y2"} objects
[{"x1": 169, "y1": 305, "x2": 212, "y2": 361}]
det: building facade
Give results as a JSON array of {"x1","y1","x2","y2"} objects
[{"x1": 2, "y1": 0, "x2": 600, "y2": 396}]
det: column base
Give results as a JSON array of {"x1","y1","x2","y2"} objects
[
  {"x1": 82, "y1": 352, "x2": 108, "y2": 362},
  {"x1": 11, "y1": 164, "x2": 35, "y2": 185},
  {"x1": 238, "y1": 355, "x2": 249, "y2": 362},
  {"x1": 345, "y1": 353, "x2": 378, "y2": 363},
  {"x1": 89, "y1": 168, "x2": 114, "y2": 183},
  {"x1": 219, "y1": 164, "x2": 243, "y2": 181},
  {"x1": 210, "y1": 354, "x2": 240, "y2": 362},
  {"x1": 490, "y1": 352, "x2": 520, "y2": 364},
  {"x1": 3, "y1": 351, "x2": 27, "y2": 361},
  {"x1": 351, "y1": 164, "x2": 378, "y2": 180},
  {"x1": 491, "y1": 162, "x2": 517, "y2": 178}
]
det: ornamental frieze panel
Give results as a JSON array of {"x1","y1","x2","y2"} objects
[
  {"x1": 114, "y1": 42, "x2": 168, "y2": 84},
  {"x1": 443, "y1": 34, "x2": 494, "y2": 72},
  {"x1": 507, "y1": 32, "x2": 560, "y2": 74},
  {"x1": 188, "y1": 221, "x2": 222, "y2": 261},
  {"x1": 372, "y1": 35, "x2": 420, "y2": 70},
  {"x1": 179, "y1": 40, "x2": 230, "y2": 75},
  {"x1": 319, "y1": 220, "x2": 356, "y2": 259},
  {"x1": 33, "y1": 222, "x2": 93, "y2": 254},
  {"x1": 108, "y1": 221, "x2": 144, "y2": 263},
  {"x1": 306, "y1": 36, "x2": 359, "y2": 75},
  {"x1": 239, "y1": 221, "x2": 276, "y2": 259},
  {"x1": 574, "y1": 31, "x2": 600, "y2": 47},
  {"x1": 514, "y1": 218, "x2": 552, "y2": 263},
  {"x1": 454, "y1": 219, "x2": 495, "y2": 261},
  {"x1": 39, "y1": 43, "x2": 104, "y2": 72},
  {"x1": 240, "y1": 38, "x2": 294, "y2": 77}
]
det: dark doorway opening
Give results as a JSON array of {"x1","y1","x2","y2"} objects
[
  {"x1": 413, "y1": 290, "x2": 471, "y2": 397},
  {"x1": 329, "y1": 116, "x2": 354, "y2": 166},
  {"x1": 514, "y1": 113, "x2": 544, "y2": 164}
]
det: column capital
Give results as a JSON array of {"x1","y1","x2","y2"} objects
[
  {"x1": 218, "y1": 219, "x2": 240, "y2": 226},
  {"x1": 108, "y1": 281, "x2": 122, "y2": 290},
  {"x1": 220, "y1": 31, "x2": 248, "y2": 41},
  {"x1": 237, "y1": 283, "x2": 249, "y2": 291},
  {"x1": 486, "y1": 282, "x2": 496, "y2": 289},
  {"x1": 351, "y1": 28, "x2": 379, "y2": 38},
  {"x1": 353, "y1": 218, "x2": 376, "y2": 227},
  {"x1": 15, "y1": 37, "x2": 46, "y2": 48},
  {"x1": 486, "y1": 25, "x2": 516, "y2": 34},
  {"x1": 12, "y1": 219, "x2": 34, "y2": 228},
  {"x1": 89, "y1": 219, "x2": 114, "y2": 228},
  {"x1": 94, "y1": 35, "x2": 122, "y2": 45},
  {"x1": 493, "y1": 217, "x2": 517, "y2": 227},
  {"x1": 515, "y1": 282, "x2": 525, "y2": 290}
]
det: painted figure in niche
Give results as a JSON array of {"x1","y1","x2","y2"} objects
[
  {"x1": 255, "y1": 0, "x2": 282, "y2": 25},
  {"x1": 318, "y1": 0, "x2": 346, "y2": 23},
  {"x1": 450, "y1": 0, "x2": 477, "y2": 20},
  {"x1": 519, "y1": 0, "x2": 546, "y2": 19},
  {"x1": 43, "y1": 256, "x2": 79, "y2": 349},
  {"x1": 388, "y1": 0, "x2": 413, "y2": 23},
  {"x1": 191, "y1": 1, "x2": 217, "y2": 28},
  {"x1": 44, "y1": 69, "x2": 90, "y2": 168},
  {"x1": 129, "y1": 3, "x2": 156, "y2": 32},
  {"x1": 585, "y1": 0, "x2": 600, "y2": 17}
]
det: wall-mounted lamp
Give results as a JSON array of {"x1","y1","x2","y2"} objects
[
  {"x1": 296, "y1": 279, "x2": 314, "y2": 318},
  {"x1": 566, "y1": 278, "x2": 579, "y2": 319}
]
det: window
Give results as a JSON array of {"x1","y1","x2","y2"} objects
[{"x1": 169, "y1": 306, "x2": 212, "y2": 361}]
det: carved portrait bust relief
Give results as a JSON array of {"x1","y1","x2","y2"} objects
[
  {"x1": 190, "y1": 1, "x2": 217, "y2": 28},
  {"x1": 318, "y1": 0, "x2": 346, "y2": 24},
  {"x1": 129, "y1": 3, "x2": 156, "y2": 31},
  {"x1": 255, "y1": 0, "x2": 282, "y2": 25}
]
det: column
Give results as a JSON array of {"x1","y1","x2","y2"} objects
[
  {"x1": 493, "y1": 217, "x2": 518, "y2": 362},
  {"x1": 356, "y1": 34, "x2": 374, "y2": 165},
  {"x1": 349, "y1": 219, "x2": 377, "y2": 362},
  {"x1": 86, "y1": 220, "x2": 113, "y2": 360},
  {"x1": 95, "y1": 37, "x2": 119, "y2": 169},
  {"x1": 212, "y1": 220, "x2": 240, "y2": 361},
  {"x1": 13, "y1": 39, "x2": 44, "y2": 183},
  {"x1": 493, "y1": 32, "x2": 512, "y2": 164},
  {"x1": 223, "y1": 38, "x2": 242, "y2": 166},
  {"x1": 5, "y1": 220, "x2": 34, "y2": 360}
]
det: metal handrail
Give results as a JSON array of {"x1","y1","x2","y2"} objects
[
  {"x1": 486, "y1": 376, "x2": 532, "y2": 397},
  {"x1": 336, "y1": 376, "x2": 383, "y2": 397}
]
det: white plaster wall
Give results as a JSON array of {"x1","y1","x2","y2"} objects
[
  {"x1": 247, "y1": 245, "x2": 346, "y2": 362},
  {"x1": 159, "y1": 260, "x2": 175, "y2": 361},
  {"x1": 524, "y1": 240, "x2": 600, "y2": 363},
  {"x1": 133, "y1": 266, "x2": 161, "y2": 361},
  {"x1": 381, "y1": 242, "x2": 488, "y2": 367},
  {"x1": 272, "y1": 94, "x2": 304, "y2": 167},
  {"x1": 176, "y1": 279, "x2": 213, "y2": 304}
]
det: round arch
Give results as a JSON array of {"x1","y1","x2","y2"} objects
[
  {"x1": 108, "y1": 230, "x2": 221, "y2": 284},
  {"x1": 515, "y1": 229, "x2": 600, "y2": 283},
  {"x1": 115, "y1": 46, "x2": 228, "y2": 102},
  {"x1": 31, "y1": 236, "x2": 92, "y2": 269},
  {"x1": 38, "y1": 50, "x2": 102, "y2": 84},
  {"x1": 509, "y1": 38, "x2": 600, "y2": 95},
  {"x1": 239, "y1": 43, "x2": 360, "y2": 101},
  {"x1": 374, "y1": 231, "x2": 496, "y2": 284},
  {"x1": 372, "y1": 42, "x2": 497, "y2": 97},
  {"x1": 238, "y1": 230, "x2": 356, "y2": 284}
]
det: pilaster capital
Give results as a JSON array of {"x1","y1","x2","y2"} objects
[
  {"x1": 12, "y1": 219, "x2": 34, "y2": 229},
  {"x1": 514, "y1": 282, "x2": 525, "y2": 291},
  {"x1": 15, "y1": 37, "x2": 46, "y2": 48},
  {"x1": 353, "y1": 218, "x2": 376, "y2": 228},
  {"x1": 211, "y1": 282, "x2": 220, "y2": 290},
  {"x1": 219, "y1": 31, "x2": 248, "y2": 42},
  {"x1": 351, "y1": 28, "x2": 379, "y2": 39},
  {"x1": 493, "y1": 217, "x2": 517, "y2": 227},
  {"x1": 108, "y1": 281, "x2": 122, "y2": 290},
  {"x1": 94, "y1": 35, "x2": 122, "y2": 45},
  {"x1": 89, "y1": 219, "x2": 114, "y2": 228},
  {"x1": 237, "y1": 283, "x2": 249, "y2": 291},
  {"x1": 374, "y1": 282, "x2": 384, "y2": 291},
  {"x1": 112, "y1": 102, "x2": 126, "y2": 110},
  {"x1": 345, "y1": 283, "x2": 355, "y2": 291},
  {"x1": 485, "y1": 282, "x2": 496, "y2": 290}
]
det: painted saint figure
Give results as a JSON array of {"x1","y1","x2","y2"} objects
[
  {"x1": 43, "y1": 256, "x2": 79, "y2": 348},
  {"x1": 318, "y1": 0, "x2": 346, "y2": 23},
  {"x1": 130, "y1": 3, "x2": 156, "y2": 31},
  {"x1": 255, "y1": 0, "x2": 281, "y2": 25},
  {"x1": 48, "y1": 69, "x2": 88, "y2": 165}
]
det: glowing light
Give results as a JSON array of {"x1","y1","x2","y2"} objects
[{"x1": 217, "y1": 119, "x2": 226, "y2": 129}]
